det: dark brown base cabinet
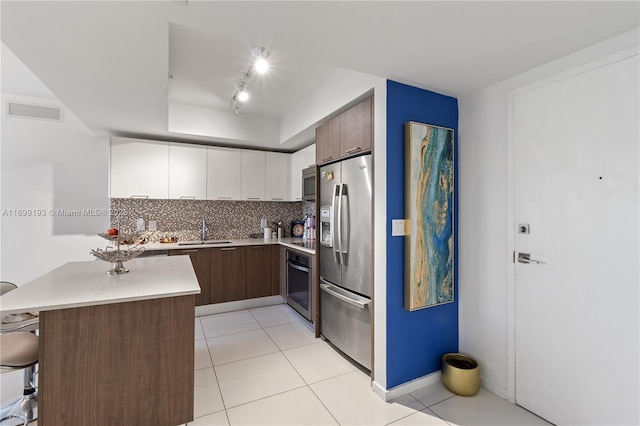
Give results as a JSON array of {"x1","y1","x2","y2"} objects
[
  {"x1": 246, "y1": 245, "x2": 281, "y2": 299},
  {"x1": 210, "y1": 246, "x2": 247, "y2": 303},
  {"x1": 171, "y1": 244, "x2": 282, "y2": 306},
  {"x1": 169, "y1": 248, "x2": 210, "y2": 306}
]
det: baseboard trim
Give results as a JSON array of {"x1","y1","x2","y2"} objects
[
  {"x1": 372, "y1": 371, "x2": 442, "y2": 401},
  {"x1": 480, "y1": 376, "x2": 509, "y2": 401},
  {"x1": 195, "y1": 296, "x2": 284, "y2": 316}
]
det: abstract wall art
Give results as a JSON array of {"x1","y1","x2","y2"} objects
[{"x1": 404, "y1": 121, "x2": 455, "y2": 311}]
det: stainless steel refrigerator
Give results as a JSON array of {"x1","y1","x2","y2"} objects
[{"x1": 319, "y1": 153, "x2": 372, "y2": 370}]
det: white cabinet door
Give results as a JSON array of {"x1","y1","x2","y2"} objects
[
  {"x1": 207, "y1": 147, "x2": 242, "y2": 200},
  {"x1": 169, "y1": 143, "x2": 207, "y2": 200},
  {"x1": 240, "y1": 150, "x2": 266, "y2": 200},
  {"x1": 290, "y1": 144, "x2": 316, "y2": 201},
  {"x1": 110, "y1": 137, "x2": 169, "y2": 199},
  {"x1": 265, "y1": 152, "x2": 290, "y2": 201}
]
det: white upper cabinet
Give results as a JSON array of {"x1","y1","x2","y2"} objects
[
  {"x1": 110, "y1": 138, "x2": 294, "y2": 203},
  {"x1": 110, "y1": 137, "x2": 169, "y2": 199},
  {"x1": 265, "y1": 152, "x2": 291, "y2": 201},
  {"x1": 169, "y1": 143, "x2": 207, "y2": 200},
  {"x1": 290, "y1": 144, "x2": 316, "y2": 201},
  {"x1": 207, "y1": 147, "x2": 242, "y2": 200},
  {"x1": 240, "y1": 150, "x2": 266, "y2": 200}
]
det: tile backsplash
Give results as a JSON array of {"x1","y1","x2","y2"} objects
[{"x1": 110, "y1": 198, "x2": 316, "y2": 242}]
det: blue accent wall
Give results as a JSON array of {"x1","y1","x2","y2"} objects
[{"x1": 386, "y1": 80, "x2": 459, "y2": 388}]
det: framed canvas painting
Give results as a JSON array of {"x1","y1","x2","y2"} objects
[{"x1": 404, "y1": 121, "x2": 455, "y2": 311}]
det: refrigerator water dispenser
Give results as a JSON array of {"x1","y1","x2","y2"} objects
[{"x1": 320, "y1": 206, "x2": 332, "y2": 247}]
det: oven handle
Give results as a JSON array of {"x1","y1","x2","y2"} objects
[{"x1": 287, "y1": 260, "x2": 309, "y2": 273}]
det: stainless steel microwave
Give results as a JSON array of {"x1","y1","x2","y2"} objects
[{"x1": 302, "y1": 166, "x2": 316, "y2": 201}]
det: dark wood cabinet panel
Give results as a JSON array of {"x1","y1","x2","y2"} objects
[
  {"x1": 210, "y1": 247, "x2": 247, "y2": 303},
  {"x1": 272, "y1": 245, "x2": 282, "y2": 296},
  {"x1": 316, "y1": 115, "x2": 340, "y2": 165},
  {"x1": 168, "y1": 243, "x2": 286, "y2": 305},
  {"x1": 39, "y1": 296, "x2": 194, "y2": 425},
  {"x1": 169, "y1": 249, "x2": 210, "y2": 306},
  {"x1": 246, "y1": 245, "x2": 276, "y2": 299},
  {"x1": 339, "y1": 97, "x2": 372, "y2": 157},
  {"x1": 316, "y1": 97, "x2": 373, "y2": 165}
]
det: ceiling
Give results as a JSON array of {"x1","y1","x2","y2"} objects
[{"x1": 1, "y1": 1, "x2": 638, "y2": 151}]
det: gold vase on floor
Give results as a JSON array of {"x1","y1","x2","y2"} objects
[{"x1": 441, "y1": 353, "x2": 480, "y2": 396}]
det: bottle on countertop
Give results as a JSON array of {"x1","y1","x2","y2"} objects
[
  {"x1": 309, "y1": 215, "x2": 316, "y2": 241},
  {"x1": 303, "y1": 214, "x2": 309, "y2": 240}
]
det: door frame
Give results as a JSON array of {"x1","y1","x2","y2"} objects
[{"x1": 504, "y1": 46, "x2": 639, "y2": 404}]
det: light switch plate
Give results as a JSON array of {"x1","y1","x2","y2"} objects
[
  {"x1": 136, "y1": 218, "x2": 145, "y2": 231},
  {"x1": 392, "y1": 219, "x2": 408, "y2": 236},
  {"x1": 148, "y1": 220, "x2": 157, "y2": 231}
]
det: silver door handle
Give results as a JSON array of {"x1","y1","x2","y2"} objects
[
  {"x1": 333, "y1": 184, "x2": 341, "y2": 264},
  {"x1": 320, "y1": 283, "x2": 370, "y2": 309},
  {"x1": 518, "y1": 253, "x2": 543, "y2": 264},
  {"x1": 339, "y1": 183, "x2": 348, "y2": 264}
]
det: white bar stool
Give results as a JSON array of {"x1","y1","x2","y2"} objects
[{"x1": 0, "y1": 282, "x2": 38, "y2": 425}]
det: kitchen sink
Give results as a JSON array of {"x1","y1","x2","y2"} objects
[{"x1": 178, "y1": 240, "x2": 232, "y2": 246}]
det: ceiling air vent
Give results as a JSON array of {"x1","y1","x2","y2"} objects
[{"x1": 7, "y1": 101, "x2": 62, "y2": 121}]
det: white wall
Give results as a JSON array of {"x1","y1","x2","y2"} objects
[
  {"x1": 0, "y1": 45, "x2": 108, "y2": 286},
  {"x1": 457, "y1": 28, "x2": 640, "y2": 399},
  {"x1": 168, "y1": 101, "x2": 282, "y2": 149}
]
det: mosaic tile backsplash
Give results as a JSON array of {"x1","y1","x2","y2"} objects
[{"x1": 110, "y1": 199, "x2": 316, "y2": 242}]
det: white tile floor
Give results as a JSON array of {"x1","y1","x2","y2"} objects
[{"x1": 189, "y1": 303, "x2": 552, "y2": 426}]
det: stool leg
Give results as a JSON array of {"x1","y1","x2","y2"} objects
[{"x1": 0, "y1": 366, "x2": 37, "y2": 425}]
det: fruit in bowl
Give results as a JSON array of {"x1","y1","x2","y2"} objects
[{"x1": 107, "y1": 228, "x2": 119, "y2": 236}]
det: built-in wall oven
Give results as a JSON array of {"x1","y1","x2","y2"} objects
[{"x1": 286, "y1": 250, "x2": 311, "y2": 321}]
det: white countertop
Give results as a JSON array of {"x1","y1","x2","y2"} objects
[
  {"x1": 143, "y1": 238, "x2": 316, "y2": 255},
  {"x1": 0, "y1": 256, "x2": 200, "y2": 315}
]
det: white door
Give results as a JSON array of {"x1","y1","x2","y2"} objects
[{"x1": 513, "y1": 54, "x2": 639, "y2": 425}]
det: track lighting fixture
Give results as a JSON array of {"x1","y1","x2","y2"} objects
[{"x1": 230, "y1": 47, "x2": 269, "y2": 114}]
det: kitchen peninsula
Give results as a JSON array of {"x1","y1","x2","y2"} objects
[{"x1": 0, "y1": 256, "x2": 199, "y2": 425}]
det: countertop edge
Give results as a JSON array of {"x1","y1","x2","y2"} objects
[
  {"x1": 1, "y1": 256, "x2": 200, "y2": 315},
  {"x1": 143, "y1": 238, "x2": 316, "y2": 255}
]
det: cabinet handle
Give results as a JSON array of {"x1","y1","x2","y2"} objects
[
  {"x1": 179, "y1": 196, "x2": 196, "y2": 200},
  {"x1": 217, "y1": 197, "x2": 232, "y2": 200},
  {"x1": 345, "y1": 146, "x2": 361, "y2": 154},
  {"x1": 221, "y1": 248, "x2": 236, "y2": 251},
  {"x1": 321, "y1": 156, "x2": 333, "y2": 162},
  {"x1": 270, "y1": 198, "x2": 283, "y2": 201},
  {"x1": 251, "y1": 246, "x2": 266, "y2": 249},
  {"x1": 247, "y1": 198, "x2": 260, "y2": 200},
  {"x1": 130, "y1": 195, "x2": 149, "y2": 199},
  {"x1": 179, "y1": 250, "x2": 198, "y2": 253},
  {"x1": 295, "y1": 197, "x2": 302, "y2": 200}
]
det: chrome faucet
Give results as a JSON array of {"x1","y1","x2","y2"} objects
[{"x1": 201, "y1": 218, "x2": 207, "y2": 241}]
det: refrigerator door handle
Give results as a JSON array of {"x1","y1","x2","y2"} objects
[
  {"x1": 339, "y1": 183, "x2": 348, "y2": 264},
  {"x1": 336, "y1": 183, "x2": 343, "y2": 264},
  {"x1": 332, "y1": 184, "x2": 340, "y2": 264},
  {"x1": 320, "y1": 282, "x2": 371, "y2": 309}
]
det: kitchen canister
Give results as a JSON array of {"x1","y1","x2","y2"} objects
[{"x1": 263, "y1": 227, "x2": 272, "y2": 239}]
